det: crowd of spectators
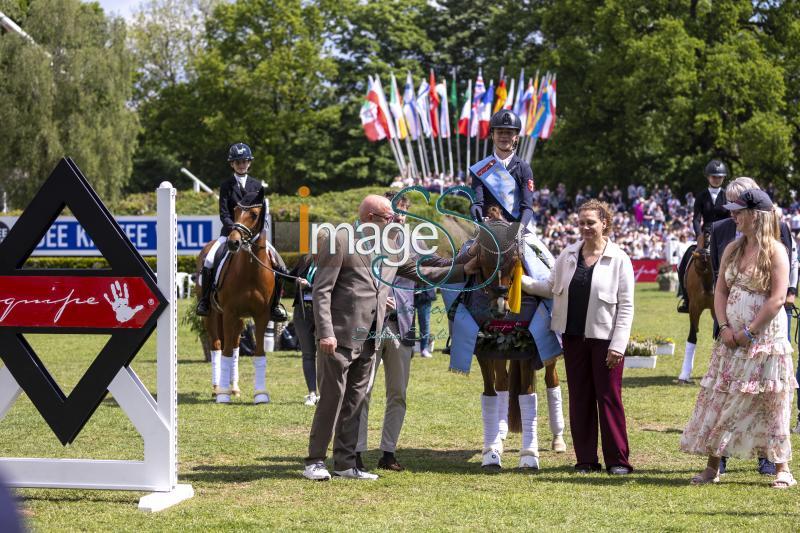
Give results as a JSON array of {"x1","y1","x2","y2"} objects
[{"x1": 392, "y1": 174, "x2": 800, "y2": 262}]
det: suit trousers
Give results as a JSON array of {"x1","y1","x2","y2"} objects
[
  {"x1": 562, "y1": 335, "x2": 632, "y2": 470},
  {"x1": 305, "y1": 338, "x2": 376, "y2": 471},
  {"x1": 357, "y1": 320, "x2": 413, "y2": 454},
  {"x1": 293, "y1": 304, "x2": 317, "y2": 392}
]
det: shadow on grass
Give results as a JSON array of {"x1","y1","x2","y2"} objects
[
  {"x1": 641, "y1": 427, "x2": 683, "y2": 434},
  {"x1": 622, "y1": 375, "x2": 687, "y2": 388}
]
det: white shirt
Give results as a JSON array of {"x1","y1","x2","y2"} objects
[
  {"x1": 234, "y1": 173, "x2": 249, "y2": 189},
  {"x1": 494, "y1": 151, "x2": 513, "y2": 168},
  {"x1": 708, "y1": 186, "x2": 721, "y2": 204}
]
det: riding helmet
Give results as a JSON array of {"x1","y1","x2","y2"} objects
[
  {"x1": 227, "y1": 142, "x2": 254, "y2": 162},
  {"x1": 489, "y1": 110, "x2": 522, "y2": 133},
  {"x1": 704, "y1": 159, "x2": 728, "y2": 177}
]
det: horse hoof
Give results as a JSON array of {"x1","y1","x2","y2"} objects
[
  {"x1": 211, "y1": 385, "x2": 220, "y2": 398},
  {"x1": 519, "y1": 455, "x2": 540, "y2": 470},
  {"x1": 254, "y1": 392, "x2": 270, "y2": 405},
  {"x1": 216, "y1": 393, "x2": 231, "y2": 404},
  {"x1": 552, "y1": 435, "x2": 567, "y2": 453},
  {"x1": 232, "y1": 387, "x2": 241, "y2": 398}
]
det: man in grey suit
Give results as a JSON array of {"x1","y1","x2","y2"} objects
[
  {"x1": 303, "y1": 194, "x2": 473, "y2": 480},
  {"x1": 356, "y1": 192, "x2": 452, "y2": 472}
]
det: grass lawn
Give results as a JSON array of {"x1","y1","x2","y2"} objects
[{"x1": 2, "y1": 283, "x2": 799, "y2": 531}]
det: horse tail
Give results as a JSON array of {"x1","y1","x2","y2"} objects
[{"x1": 507, "y1": 359, "x2": 522, "y2": 433}]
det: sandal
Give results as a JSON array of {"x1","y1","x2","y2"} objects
[
  {"x1": 772, "y1": 471, "x2": 797, "y2": 489},
  {"x1": 690, "y1": 468, "x2": 720, "y2": 485}
]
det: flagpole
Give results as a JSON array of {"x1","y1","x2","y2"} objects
[
  {"x1": 404, "y1": 135, "x2": 418, "y2": 179},
  {"x1": 465, "y1": 80, "x2": 472, "y2": 177},
  {"x1": 453, "y1": 69, "x2": 462, "y2": 178}
]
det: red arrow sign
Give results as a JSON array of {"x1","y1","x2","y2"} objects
[{"x1": 0, "y1": 276, "x2": 160, "y2": 328}]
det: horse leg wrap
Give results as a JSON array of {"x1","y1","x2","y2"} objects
[
  {"x1": 253, "y1": 356, "x2": 269, "y2": 404},
  {"x1": 497, "y1": 390, "x2": 509, "y2": 441},
  {"x1": 211, "y1": 350, "x2": 221, "y2": 396},
  {"x1": 217, "y1": 356, "x2": 233, "y2": 403},
  {"x1": 481, "y1": 394, "x2": 502, "y2": 455},
  {"x1": 519, "y1": 393, "x2": 539, "y2": 458},
  {"x1": 231, "y1": 347, "x2": 241, "y2": 396},
  {"x1": 679, "y1": 342, "x2": 696, "y2": 381},
  {"x1": 547, "y1": 386, "x2": 566, "y2": 452}
]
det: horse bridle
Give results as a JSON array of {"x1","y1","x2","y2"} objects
[
  {"x1": 231, "y1": 202, "x2": 265, "y2": 251},
  {"x1": 476, "y1": 219, "x2": 524, "y2": 289}
]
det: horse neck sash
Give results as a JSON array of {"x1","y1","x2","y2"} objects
[{"x1": 470, "y1": 155, "x2": 520, "y2": 220}]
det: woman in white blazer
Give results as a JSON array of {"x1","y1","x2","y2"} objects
[{"x1": 522, "y1": 199, "x2": 635, "y2": 474}]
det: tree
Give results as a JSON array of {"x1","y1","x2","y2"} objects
[{"x1": 0, "y1": 0, "x2": 138, "y2": 207}]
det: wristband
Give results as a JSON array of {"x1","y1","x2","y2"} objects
[{"x1": 718, "y1": 324, "x2": 730, "y2": 334}]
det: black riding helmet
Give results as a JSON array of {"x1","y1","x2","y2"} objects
[
  {"x1": 489, "y1": 110, "x2": 522, "y2": 134},
  {"x1": 704, "y1": 159, "x2": 728, "y2": 178},
  {"x1": 228, "y1": 142, "x2": 254, "y2": 162}
]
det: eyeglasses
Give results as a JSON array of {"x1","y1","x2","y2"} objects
[{"x1": 370, "y1": 212, "x2": 394, "y2": 222}]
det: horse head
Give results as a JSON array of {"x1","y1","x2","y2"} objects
[
  {"x1": 228, "y1": 189, "x2": 265, "y2": 254},
  {"x1": 475, "y1": 206, "x2": 522, "y2": 318}
]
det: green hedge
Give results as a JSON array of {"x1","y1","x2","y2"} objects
[{"x1": 21, "y1": 252, "x2": 307, "y2": 273}]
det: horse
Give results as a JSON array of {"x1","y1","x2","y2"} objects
[
  {"x1": 678, "y1": 233, "x2": 716, "y2": 383},
  {"x1": 471, "y1": 207, "x2": 566, "y2": 472},
  {"x1": 195, "y1": 189, "x2": 277, "y2": 404}
]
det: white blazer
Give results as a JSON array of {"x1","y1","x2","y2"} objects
[{"x1": 521, "y1": 239, "x2": 635, "y2": 354}]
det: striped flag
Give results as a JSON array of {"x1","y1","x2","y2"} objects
[
  {"x1": 478, "y1": 80, "x2": 494, "y2": 139},
  {"x1": 531, "y1": 83, "x2": 550, "y2": 138},
  {"x1": 503, "y1": 77, "x2": 515, "y2": 110},
  {"x1": 541, "y1": 78, "x2": 557, "y2": 139},
  {"x1": 389, "y1": 73, "x2": 408, "y2": 140},
  {"x1": 361, "y1": 82, "x2": 386, "y2": 142},
  {"x1": 458, "y1": 80, "x2": 472, "y2": 136},
  {"x1": 493, "y1": 79, "x2": 507, "y2": 113},
  {"x1": 372, "y1": 75, "x2": 396, "y2": 139},
  {"x1": 437, "y1": 80, "x2": 451, "y2": 138},
  {"x1": 525, "y1": 76, "x2": 539, "y2": 137},
  {"x1": 428, "y1": 69, "x2": 440, "y2": 138},
  {"x1": 416, "y1": 79, "x2": 432, "y2": 137},
  {"x1": 403, "y1": 72, "x2": 420, "y2": 140},
  {"x1": 470, "y1": 70, "x2": 485, "y2": 138}
]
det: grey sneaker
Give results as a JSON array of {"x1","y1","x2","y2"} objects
[
  {"x1": 303, "y1": 462, "x2": 331, "y2": 481},
  {"x1": 333, "y1": 467, "x2": 379, "y2": 480}
]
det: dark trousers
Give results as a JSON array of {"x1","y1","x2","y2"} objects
[
  {"x1": 562, "y1": 335, "x2": 632, "y2": 470},
  {"x1": 305, "y1": 339, "x2": 376, "y2": 471},
  {"x1": 293, "y1": 304, "x2": 317, "y2": 392}
]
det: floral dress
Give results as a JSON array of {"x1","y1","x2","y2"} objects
[{"x1": 680, "y1": 262, "x2": 797, "y2": 462}]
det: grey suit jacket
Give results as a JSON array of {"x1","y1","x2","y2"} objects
[{"x1": 312, "y1": 226, "x2": 463, "y2": 351}]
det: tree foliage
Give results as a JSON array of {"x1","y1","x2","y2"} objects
[{"x1": 0, "y1": 0, "x2": 137, "y2": 207}]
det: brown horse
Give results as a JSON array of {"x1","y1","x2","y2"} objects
[
  {"x1": 473, "y1": 207, "x2": 565, "y2": 471},
  {"x1": 678, "y1": 235, "x2": 716, "y2": 382},
  {"x1": 196, "y1": 190, "x2": 277, "y2": 404}
]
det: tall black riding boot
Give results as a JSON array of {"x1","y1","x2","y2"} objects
[
  {"x1": 270, "y1": 273, "x2": 288, "y2": 322},
  {"x1": 196, "y1": 267, "x2": 214, "y2": 317}
]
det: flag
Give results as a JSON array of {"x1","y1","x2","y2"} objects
[
  {"x1": 503, "y1": 77, "x2": 515, "y2": 110},
  {"x1": 525, "y1": 76, "x2": 539, "y2": 137},
  {"x1": 437, "y1": 80, "x2": 450, "y2": 139},
  {"x1": 389, "y1": 73, "x2": 408, "y2": 140},
  {"x1": 541, "y1": 78, "x2": 557, "y2": 139},
  {"x1": 519, "y1": 77, "x2": 534, "y2": 136},
  {"x1": 372, "y1": 75, "x2": 396, "y2": 139},
  {"x1": 470, "y1": 70, "x2": 485, "y2": 138},
  {"x1": 428, "y1": 69, "x2": 440, "y2": 138},
  {"x1": 478, "y1": 80, "x2": 494, "y2": 139},
  {"x1": 531, "y1": 83, "x2": 551, "y2": 139},
  {"x1": 493, "y1": 79, "x2": 507, "y2": 113},
  {"x1": 512, "y1": 69, "x2": 525, "y2": 118},
  {"x1": 366, "y1": 76, "x2": 391, "y2": 141},
  {"x1": 458, "y1": 79, "x2": 472, "y2": 136},
  {"x1": 361, "y1": 85, "x2": 386, "y2": 142},
  {"x1": 416, "y1": 79, "x2": 432, "y2": 137},
  {"x1": 403, "y1": 72, "x2": 420, "y2": 140}
]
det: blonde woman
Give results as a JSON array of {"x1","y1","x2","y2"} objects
[{"x1": 681, "y1": 189, "x2": 797, "y2": 488}]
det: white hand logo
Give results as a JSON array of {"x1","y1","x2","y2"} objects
[{"x1": 103, "y1": 281, "x2": 144, "y2": 323}]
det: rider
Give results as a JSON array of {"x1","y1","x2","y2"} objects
[
  {"x1": 469, "y1": 109, "x2": 535, "y2": 232},
  {"x1": 676, "y1": 159, "x2": 730, "y2": 313},
  {"x1": 195, "y1": 142, "x2": 289, "y2": 321}
]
